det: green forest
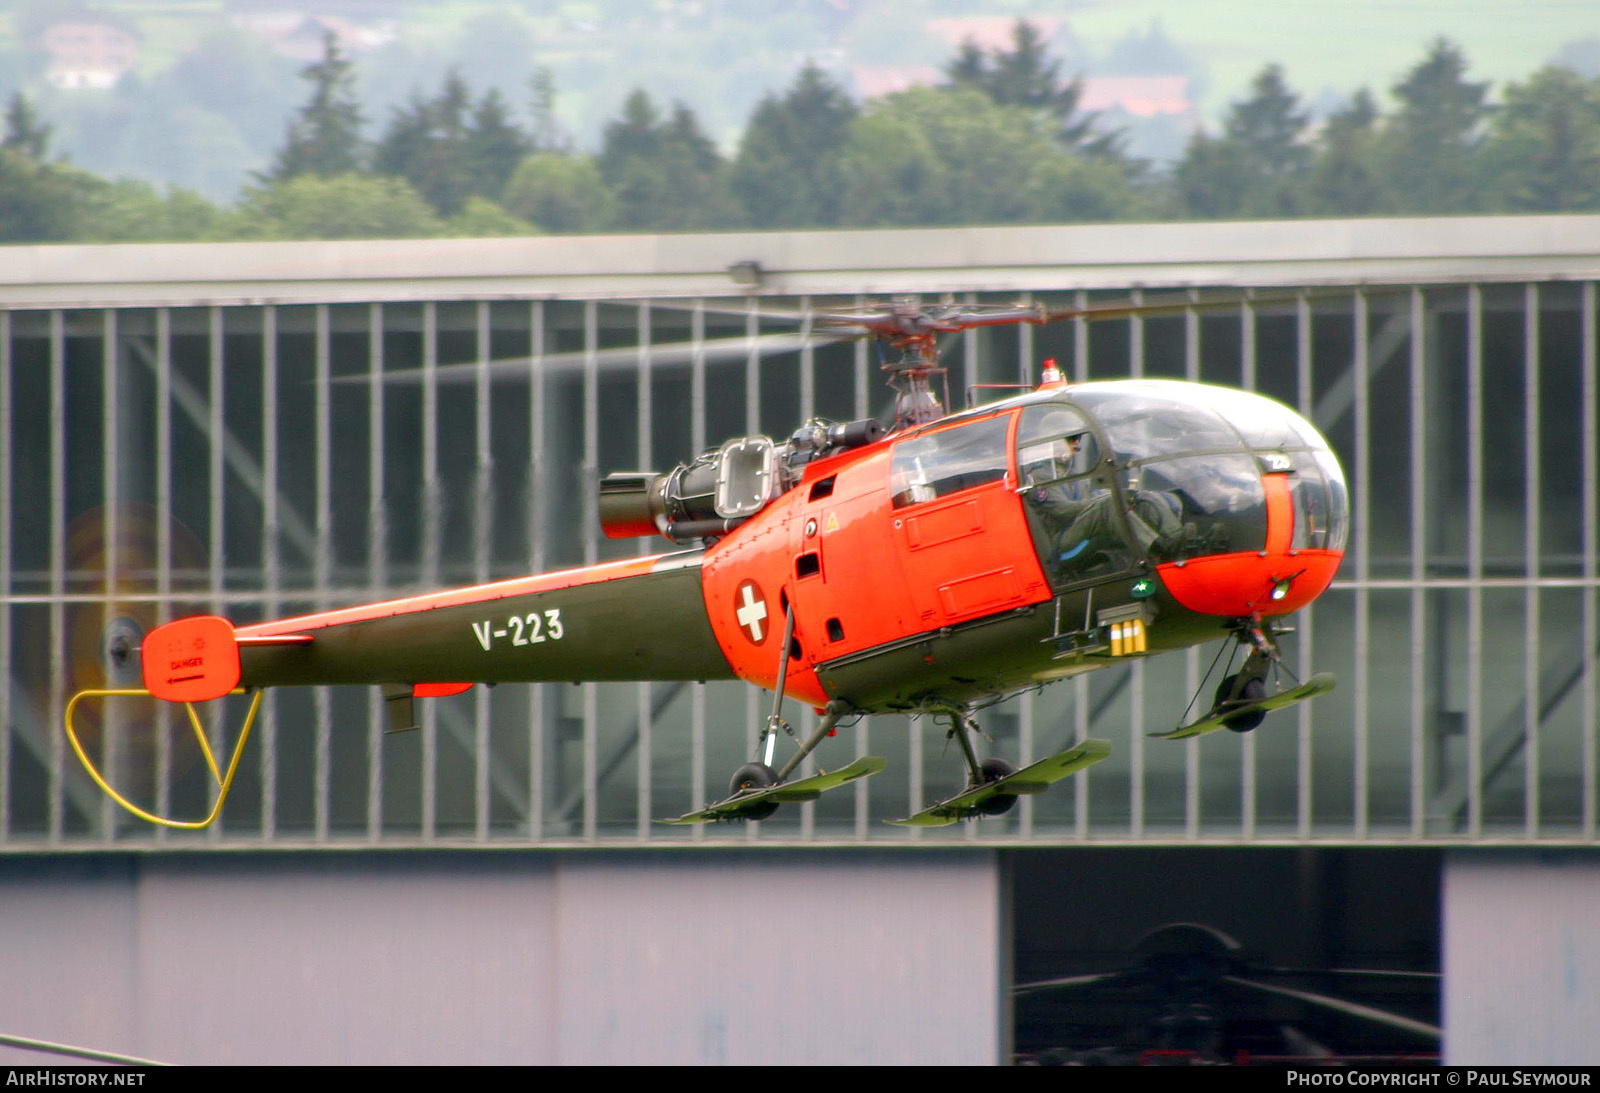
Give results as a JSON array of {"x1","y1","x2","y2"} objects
[{"x1": 4, "y1": 21, "x2": 1600, "y2": 244}]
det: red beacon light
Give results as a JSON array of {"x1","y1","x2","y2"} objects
[{"x1": 1038, "y1": 358, "x2": 1066, "y2": 388}]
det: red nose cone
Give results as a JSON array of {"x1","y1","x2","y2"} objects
[{"x1": 1155, "y1": 549, "x2": 1342, "y2": 617}]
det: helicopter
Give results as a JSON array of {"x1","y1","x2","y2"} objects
[{"x1": 65, "y1": 296, "x2": 1347, "y2": 828}]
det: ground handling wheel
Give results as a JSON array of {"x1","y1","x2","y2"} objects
[
  {"x1": 728, "y1": 762, "x2": 781, "y2": 821},
  {"x1": 1215, "y1": 673, "x2": 1268, "y2": 733},
  {"x1": 972, "y1": 757, "x2": 1019, "y2": 817}
]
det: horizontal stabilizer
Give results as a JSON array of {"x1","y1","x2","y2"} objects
[{"x1": 142, "y1": 615, "x2": 240, "y2": 703}]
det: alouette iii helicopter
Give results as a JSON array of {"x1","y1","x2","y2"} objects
[{"x1": 66, "y1": 296, "x2": 1346, "y2": 828}]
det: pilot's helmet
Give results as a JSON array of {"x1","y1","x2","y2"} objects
[{"x1": 1022, "y1": 410, "x2": 1092, "y2": 484}]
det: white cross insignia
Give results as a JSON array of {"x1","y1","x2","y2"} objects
[{"x1": 735, "y1": 580, "x2": 768, "y2": 644}]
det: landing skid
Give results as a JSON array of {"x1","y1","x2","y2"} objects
[
  {"x1": 889, "y1": 739, "x2": 1111, "y2": 827},
  {"x1": 1153, "y1": 672, "x2": 1335, "y2": 740},
  {"x1": 662, "y1": 756, "x2": 887, "y2": 824}
]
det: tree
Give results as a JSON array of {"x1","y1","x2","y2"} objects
[
  {"x1": 264, "y1": 32, "x2": 365, "y2": 183},
  {"x1": 236, "y1": 174, "x2": 441, "y2": 239},
  {"x1": 943, "y1": 19, "x2": 1120, "y2": 158},
  {"x1": 837, "y1": 86, "x2": 1064, "y2": 227},
  {"x1": 3, "y1": 92, "x2": 52, "y2": 161},
  {"x1": 77, "y1": 179, "x2": 229, "y2": 242},
  {"x1": 0, "y1": 93, "x2": 93, "y2": 243},
  {"x1": 374, "y1": 73, "x2": 532, "y2": 218},
  {"x1": 501, "y1": 153, "x2": 610, "y2": 233},
  {"x1": 527, "y1": 66, "x2": 570, "y2": 154},
  {"x1": 1480, "y1": 66, "x2": 1600, "y2": 212},
  {"x1": 731, "y1": 62, "x2": 857, "y2": 228},
  {"x1": 444, "y1": 196, "x2": 536, "y2": 238},
  {"x1": 374, "y1": 73, "x2": 473, "y2": 215},
  {"x1": 597, "y1": 90, "x2": 734, "y2": 230},
  {"x1": 463, "y1": 89, "x2": 531, "y2": 200},
  {"x1": 1174, "y1": 65, "x2": 1309, "y2": 218},
  {"x1": 1376, "y1": 39, "x2": 1490, "y2": 213},
  {"x1": 1304, "y1": 89, "x2": 1388, "y2": 216}
]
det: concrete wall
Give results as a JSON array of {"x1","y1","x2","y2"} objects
[
  {"x1": 0, "y1": 850, "x2": 1001, "y2": 1065},
  {"x1": 1444, "y1": 852, "x2": 1600, "y2": 1065}
]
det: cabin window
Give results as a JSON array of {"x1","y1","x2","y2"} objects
[{"x1": 890, "y1": 415, "x2": 1010, "y2": 509}]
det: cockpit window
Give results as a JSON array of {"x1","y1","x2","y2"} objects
[
  {"x1": 1016, "y1": 405, "x2": 1098, "y2": 488},
  {"x1": 1129, "y1": 454, "x2": 1269, "y2": 563},
  {"x1": 890, "y1": 414, "x2": 1010, "y2": 508},
  {"x1": 1069, "y1": 388, "x2": 1242, "y2": 463}
]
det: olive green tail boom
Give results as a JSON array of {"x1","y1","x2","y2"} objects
[{"x1": 236, "y1": 550, "x2": 736, "y2": 690}]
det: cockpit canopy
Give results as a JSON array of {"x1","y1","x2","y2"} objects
[{"x1": 1016, "y1": 381, "x2": 1348, "y2": 589}]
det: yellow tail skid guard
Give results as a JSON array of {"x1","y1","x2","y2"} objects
[{"x1": 63, "y1": 688, "x2": 263, "y2": 830}]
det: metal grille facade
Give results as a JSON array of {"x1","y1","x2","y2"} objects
[{"x1": 2, "y1": 222, "x2": 1597, "y2": 849}]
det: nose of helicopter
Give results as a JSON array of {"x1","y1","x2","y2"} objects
[
  {"x1": 1067, "y1": 381, "x2": 1349, "y2": 620},
  {"x1": 1151, "y1": 461, "x2": 1345, "y2": 618}
]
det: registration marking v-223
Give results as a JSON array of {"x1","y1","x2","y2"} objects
[{"x1": 471, "y1": 609, "x2": 565, "y2": 651}]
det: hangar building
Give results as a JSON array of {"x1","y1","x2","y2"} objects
[{"x1": 1, "y1": 217, "x2": 1597, "y2": 1064}]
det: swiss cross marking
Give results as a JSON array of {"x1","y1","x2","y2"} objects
[{"x1": 735, "y1": 580, "x2": 769, "y2": 644}]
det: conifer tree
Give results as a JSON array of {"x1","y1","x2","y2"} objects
[{"x1": 264, "y1": 32, "x2": 365, "y2": 182}]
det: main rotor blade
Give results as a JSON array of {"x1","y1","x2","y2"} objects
[
  {"x1": 1222, "y1": 975, "x2": 1442, "y2": 1040},
  {"x1": 330, "y1": 330, "x2": 855, "y2": 385},
  {"x1": 1013, "y1": 970, "x2": 1127, "y2": 995}
]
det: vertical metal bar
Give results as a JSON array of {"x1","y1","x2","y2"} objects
[
  {"x1": 638, "y1": 301, "x2": 655, "y2": 839},
  {"x1": 739, "y1": 301, "x2": 760, "y2": 836},
  {"x1": 259, "y1": 305, "x2": 278, "y2": 838},
  {"x1": 1296, "y1": 291, "x2": 1314, "y2": 840},
  {"x1": 1353, "y1": 290, "x2": 1370, "y2": 839},
  {"x1": 1017, "y1": 290, "x2": 1034, "y2": 387},
  {"x1": 206, "y1": 308, "x2": 223, "y2": 845},
  {"x1": 314, "y1": 305, "x2": 332, "y2": 843},
  {"x1": 260, "y1": 306, "x2": 279, "y2": 841},
  {"x1": 1073, "y1": 290, "x2": 1089, "y2": 384},
  {"x1": 475, "y1": 301, "x2": 492, "y2": 843},
  {"x1": 47, "y1": 311, "x2": 64, "y2": 845},
  {"x1": 743, "y1": 300, "x2": 759, "y2": 435},
  {"x1": 1019, "y1": 689, "x2": 1035, "y2": 838},
  {"x1": 854, "y1": 294, "x2": 870, "y2": 420},
  {"x1": 690, "y1": 301, "x2": 706, "y2": 843},
  {"x1": 1241, "y1": 294, "x2": 1257, "y2": 390},
  {"x1": 1523, "y1": 284, "x2": 1541, "y2": 837},
  {"x1": 1184, "y1": 292, "x2": 1201, "y2": 837},
  {"x1": 963, "y1": 292, "x2": 979, "y2": 405},
  {"x1": 740, "y1": 303, "x2": 763, "y2": 814},
  {"x1": 100, "y1": 311, "x2": 118, "y2": 841},
  {"x1": 528, "y1": 301, "x2": 546, "y2": 842},
  {"x1": 421, "y1": 301, "x2": 438, "y2": 841},
  {"x1": 1130, "y1": 661, "x2": 1144, "y2": 838},
  {"x1": 799, "y1": 296, "x2": 814, "y2": 424},
  {"x1": 1583, "y1": 281, "x2": 1597, "y2": 839},
  {"x1": 154, "y1": 309, "x2": 174, "y2": 842},
  {"x1": 1409, "y1": 288, "x2": 1427, "y2": 838},
  {"x1": 907, "y1": 713, "x2": 924, "y2": 844},
  {"x1": 1240, "y1": 292, "x2": 1259, "y2": 836},
  {"x1": 799, "y1": 297, "x2": 816, "y2": 842},
  {"x1": 0, "y1": 312, "x2": 10, "y2": 842},
  {"x1": 853, "y1": 298, "x2": 870, "y2": 833},
  {"x1": 1185, "y1": 293, "x2": 1200, "y2": 378},
  {"x1": 1467, "y1": 284, "x2": 1485, "y2": 837},
  {"x1": 1074, "y1": 675, "x2": 1089, "y2": 839},
  {"x1": 1128, "y1": 289, "x2": 1143, "y2": 379},
  {"x1": 582, "y1": 300, "x2": 599, "y2": 841},
  {"x1": 366, "y1": 302, "x2": 385, "y2": 842}
]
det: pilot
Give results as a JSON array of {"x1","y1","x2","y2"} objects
[{"x1": 1019, "y1": 422, "x2": 1121, "y2": 579}]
